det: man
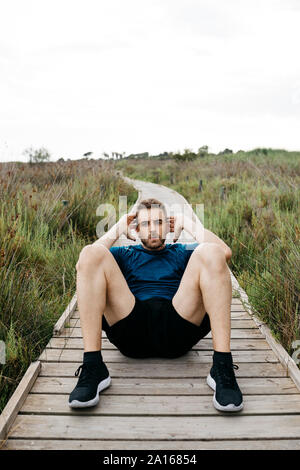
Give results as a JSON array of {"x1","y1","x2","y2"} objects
[{"x1": 69, "y1": 198, "x2": 243, "y2": 412}]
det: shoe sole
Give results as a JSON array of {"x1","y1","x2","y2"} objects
[
  {"x1": 68, "y1": 375, "x2": 112, "y2": 408},
  {"x1": 207, "y1": 373, "x2": 243, "y2": 412}
]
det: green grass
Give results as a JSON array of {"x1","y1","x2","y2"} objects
[{"x1": 0, "y1": 159, "x2": 138, "y2": 412}]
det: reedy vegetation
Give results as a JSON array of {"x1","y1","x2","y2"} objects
[{"x1": 0, "y1": 159, "x2": 137, "y2": 412}]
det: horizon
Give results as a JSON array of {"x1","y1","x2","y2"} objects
[{"x1": 1, "y1": 145, "x2": 300, "y2": 165}]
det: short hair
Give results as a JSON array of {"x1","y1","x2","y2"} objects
[{"x1": 136, "y1": 198, "x2": 167, "y2": 225}]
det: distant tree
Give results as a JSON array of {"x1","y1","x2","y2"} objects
[
  {"x1": 197, "y1": 145, "x2": 209, "y2": 157},
  {"x1": 218, "y1": 148, "x2": 233, "y2": 155},
  {"x1": 127, "y1": 152, "x2": 149, "y2": 159},
  {"x1": 83, "y1": 151, "x2": 93, "y2": 158},
  {"x1": 23, "y1": 146, "x2": 51, "y2": 164},
  {"x1": 173, "y1": 148, "x2": 197, "y2": 162},
  {"x1": 253, "y1": 148, "x2": 269, "y2": 156},
  {"x1": 151, "y1": 151, "x2": 169, "y2": 159}
]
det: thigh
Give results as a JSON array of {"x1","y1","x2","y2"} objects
[
  {"x1": 101, "y1": 248, "x2": 136, "y2": 327},
  {"x1": 171, "y1": 248, "x2": 206, "y2": 327}
]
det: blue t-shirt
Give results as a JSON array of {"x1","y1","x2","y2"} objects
[{"x1": 109, "y1": 242, "x2": 199, "y2": 301}]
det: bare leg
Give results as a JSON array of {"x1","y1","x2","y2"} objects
[
  {"x1": 197, "y1": 243, "x2": 232, "y2": 352},
  {"x1": 172, "y1": 243, "x2": 242, "y2": 411},
  {"x1": 76, "y1": 244, "x2": 135, "y2": 352},
  {"x1": 172, "y1": 242, "x2": 232, "y2": 352}
]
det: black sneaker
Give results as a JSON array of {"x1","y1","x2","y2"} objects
[
  {"x1": 207, "y1": 361, "x2": 243, "y2": 412},
  {"x1": 68, "y1": 362, "x2": 111, "y2": 408}
]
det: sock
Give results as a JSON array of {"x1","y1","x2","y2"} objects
[
  {"x1": 213, "y1": 350, "x2": 233, "y2": 364},
  {"x1": 83, "y1": 350, "x2": 109, "y2": 377},
  {"x1": 83, "y1": 350, "x2": 103, "y2": 364}
]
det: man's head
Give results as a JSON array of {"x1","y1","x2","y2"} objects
[{"x1": 135, "y1": 198, "x2": 169, "y2": 251}]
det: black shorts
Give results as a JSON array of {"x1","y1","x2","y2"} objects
[{"x1": 102, "y1": 296, "x2": 211, "y2": 359}]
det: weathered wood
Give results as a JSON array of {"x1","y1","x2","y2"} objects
[
  {"x1": 0, "y1": 361, "x2": 41, "y2": 441},
  {"x1": 20, "y1": 393, "x2": 300, "y2": 416},
  {"x1": 58, "y1": 327, "x2": 264, "y2": 339},
  {"x1": 53, "y1": 293, "x2": 77, "y2": 335},
  {"x1": 68, "y1": 318, "x2": 258, "y2": 329},
  {"x1": 39, "y1": 348, "x2": 279, "y2": 363},
  {"x1": 3, "y1": 438, "x2": 300, "y2": 450},
  {"x1": 69, "y1": 310, "x2": 253, "y2": 320},
  {"x1": 232, "y1": 298, "x2": 243, "y2": 304},
  {"x1": 46, "y1": 337, "x2": 271, "y2": 351},
  {"x1": 8, "y1": 414, "x2": 300, "y2": 440},
  {"x1": 30, "y1": 376, "x2": 299, "y2": 395},
  {"x1": 39, "y1": 361, "x2": 286, "y2": 378}
]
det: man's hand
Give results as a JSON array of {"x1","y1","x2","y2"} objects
[
  {"x1": 169, "y1": 213, "x2": 204, "y2": 243},
  {"x1": 119, "y1": 212, "x2": 138, "y2": 242},
  {"x1": 168, "y1": 213, "x2": 185, "y2": 243},
  {"x1": 169, "y1": 213, "x2": 232, "y2": 260}
]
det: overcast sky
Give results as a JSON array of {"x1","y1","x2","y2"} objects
[{"x1": 1, "y1": 0, "x2": 300, "y2": 162}]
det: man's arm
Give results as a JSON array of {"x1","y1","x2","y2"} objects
[
  {"x1": 92, "y1": 213, "x2": 136, "y2": 250},
  {"x1": 180, "y1": 216, "x2": 232, "y2": 261},
  {"x1": 201, "y1": 228, "x2": 232, "y2": 260}
]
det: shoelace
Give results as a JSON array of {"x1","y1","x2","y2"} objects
[
  {"x1": 213, "y1": 362, "x2": 239, "y2": 388},
  {"x1": 74, "y1": 363, "x2": 103, "y2": 387}
]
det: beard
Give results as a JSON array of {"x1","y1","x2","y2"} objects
[{"x1": 140, "y1": 235, "x2": 166, "y2": 250}]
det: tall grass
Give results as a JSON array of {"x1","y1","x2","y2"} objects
[
  {"x1": 116, "y1": 149, "x2": 300, "y2": 359},
  {"x1": 0, "y1": 159, "x2": 138, "y2": 412}
]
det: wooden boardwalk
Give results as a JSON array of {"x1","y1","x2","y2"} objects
[{"x1": 1, "y1": 177, "x2": 300, "y2": 450}]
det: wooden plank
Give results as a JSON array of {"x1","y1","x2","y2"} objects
[
  {"x1": 249, "y1": 308, "x2": 300, "y2": 392},
  {"x1": 207, "y1": 329, "x2": 263, "y2": 339},
  {"x1": 70, "y1": 306, "x2": 250, "y2": 319},
  {"x1": 58, "y1": 327, "x2": 264, "y2": 339},
  {"x1": 30, "y1": 376, "x2": 299, "y2": 395},
  {"x1": 68, "y1": 318, "x2": 259, "y2": 329},
  {"x1": 230, "y1": 311, "x2": 252, "y2": 318},
  {"x1": 46, "y1": 337, "x2": 272, "y2": 351},
  {"x1": 230, "y1": 304, "x2": 248, "y2": 312},
  {"x1": 53, "y1": 294, "x2": 77, "y2": 335},
  {"x1": 3, "y1": 439, "x2": 300, "y2": 450},
  {"x1": 38, "y1": 348, "x2": 279, "y2": 363},
  {"x1": 39, "y1": 361, "x2": 286, "y2": 378},
  {"x1": 8, "y1": 414, "x2": 300, "y2": 439},
  {"x1": 20, "y1": 393, "x2": 300, "y2": 416},
  {"x1": 0, "y1": 361, "x2": 41, "y2": 441},
  {"x1": 232, "y1": 298, "x2": 243, "y2": 304}
]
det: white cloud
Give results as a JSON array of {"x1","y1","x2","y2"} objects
[{"x1": 0, "y1": 0, "x2": 300, "y2": 162}]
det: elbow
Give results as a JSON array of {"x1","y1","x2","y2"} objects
[{"x1": 225, "y1": 248, "x2": 232, "y2": 261}]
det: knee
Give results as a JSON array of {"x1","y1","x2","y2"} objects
[
  {"x1": 76, "y1": 244, "x2": 109, "y2": 271},
  {"x1": 194, "y1": 242, "x2": 227, "y2": 272}
]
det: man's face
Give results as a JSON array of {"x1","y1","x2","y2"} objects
[{"x1": 135, "y1": 207, "x2": 168, "y2": 251}]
